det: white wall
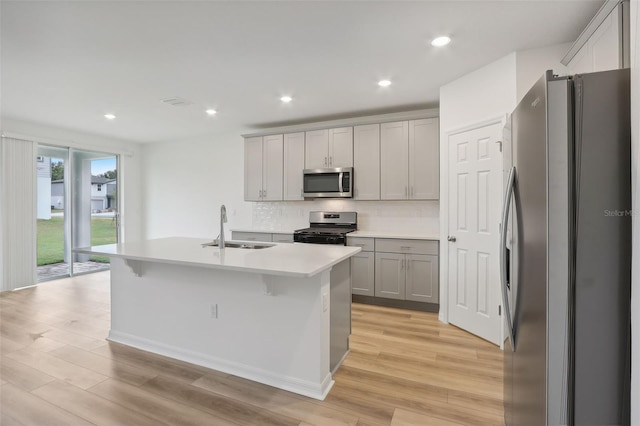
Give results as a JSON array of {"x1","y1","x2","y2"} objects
[
  {"x1": 252, "y1": 200, "x2": 439, "y2": 234},
  {"x1": 142, "y1": 131, "x2": 252, "y2": 240},
  {"x1": 1, "y1": 118, "x2": 143, "y2": 243},
  {"x1": 630, "y1": 0, "x2": 639, "y2": 423},
  {"x1": 515, "y1": 42, "x2": 571, "y2": 101}
]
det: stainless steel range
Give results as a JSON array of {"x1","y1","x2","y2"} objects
[{"x1": 294, "y1": 211, "x2": 357, "y2": 245}]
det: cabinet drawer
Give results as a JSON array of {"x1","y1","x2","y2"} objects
[
  {"x1": 375, "y1": 238, "x2": 438, "y2": 255},
  {"x1": 272, "y1": 233, "x2": 293, "y2": 243},
  {"x1": 347, "y1": 237, "x2": 375, "y2": 252},
  {"x1": 231, "y1": 232, "x2": 273, "y2": 242}
]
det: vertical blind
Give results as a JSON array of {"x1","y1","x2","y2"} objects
[{"x1": 1, "y1": 137, "x2": 37, "y2": 291}]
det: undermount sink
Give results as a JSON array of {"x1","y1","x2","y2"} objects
[{"x1": 201, "y1": 240, "x2": 275, "y2": 250}]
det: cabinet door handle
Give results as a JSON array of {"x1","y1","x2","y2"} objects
[
  {"x1": 324, "y1": 157, "x2": 328, "y2": 166},
  {"x1": 405, "y1": 186, "x2": 408, "y2": 197},
  {"x1": 263, "y1": 189, "x2": 266, "y2": 198},
  {"x1": 330, "y1": 156, "x2": 333, "y2": 166}
]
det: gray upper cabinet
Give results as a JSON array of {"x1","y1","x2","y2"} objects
[
  {"x1": 305, "y1": 127, "x2": 353, "y2": 169},
  {"x1": 328, "y1": 127, "x2": 353, "y2": 168},
  {"x1": 244, "y1": 115, "x2": 437, "y2": 202},
  {"x1": 409, "y1": 118, "x2": 439, "y2": 200},
  {"x1": 283, "y1": 132, "x2": 305, "y2": 200},
  {"x1": 381, "y1": 119, "x2": 439, "y2": 200},
  {"x1": 380, "y1": 121, "x2": 409, "y2": 200},
  {"x1": 244, "y1": 135, "x2": 284, "y2": 201},
  {"x1": 353, "y1": 124, "x2": 380, "y2": 200},
  {"x1": 305, "y1": 129, "x2": 329, "y2": 169}
]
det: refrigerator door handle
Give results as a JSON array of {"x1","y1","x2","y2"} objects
[{"x1": 500, "y1": 166, "x2": 516, "y2": 351}]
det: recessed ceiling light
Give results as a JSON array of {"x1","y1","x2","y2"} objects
[
  {"x1": 280, "y1": 96, "x2": 292, "y2": 103},
  {"x1": 206, "y1": 109, "x2": 217, "y2": 116},
  {"x1": 431, "y1": 36, "x2": 451, "y2": 47},
  {"x1": 378, "y1": 80, "x2": 392, "y2": 87},
  {"x1": 104, "y1": 114, "x2": 116, "y2": 120}
]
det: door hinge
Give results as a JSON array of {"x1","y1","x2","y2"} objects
[{"x1": 498, "y1": 305, "x2": 502, "y2": 316}]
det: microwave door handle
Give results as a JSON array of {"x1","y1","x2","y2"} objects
[{"x1": 339, "y1": 172, "x2": 344, "y2": 193}]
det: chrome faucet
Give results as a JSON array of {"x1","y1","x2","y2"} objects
[{"x1": 219, "y1": 205, "x2": 227, "y2": 249}]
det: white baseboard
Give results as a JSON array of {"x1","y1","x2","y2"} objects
[{"x1": 108, "y1": 330, "x2": 334, "y2": 400}]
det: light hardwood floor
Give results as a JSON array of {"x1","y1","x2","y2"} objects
[{"x1": 0, "y1": 271, "x2": 504, "y2": 425}]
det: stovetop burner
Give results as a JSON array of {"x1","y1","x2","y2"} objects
[
  {"x1": 293, "y1": 211, "x2": 357, "y2": 245},
  {"x1": 294, "y1": 227, "x2": 355, "y2": 236}
]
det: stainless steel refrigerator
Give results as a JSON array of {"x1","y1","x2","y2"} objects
[{"x1": 501, "y1": 69, "x2": 631, "y2": 425}]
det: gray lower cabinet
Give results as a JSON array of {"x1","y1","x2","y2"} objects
[
  {"x1": 232, "y1": 232, "x2": 273, "y2": 242},
  {"x1": 272, "y1": 233, "x2": 294, "y2": 243},
  {"x1": 405, "y1": 254, "x2": 438, "y2": 303},
  {"x1": 231, "y1": 231, "x2": 294, "y2": 243},
  {"x1": 375, "y1": 252, "x2": 404, "y2": 299},
  {"x1": 349, "y1": 236, "x2": 439, "y2": 304},
  {"x1": 351, "y1": 251, "x2": 375, "y2": 296}
]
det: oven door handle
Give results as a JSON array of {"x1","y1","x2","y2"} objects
[{"x1": 338, "y1": 172, "x2": 344, "y2": 193}]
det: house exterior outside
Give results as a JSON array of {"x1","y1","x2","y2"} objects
[{"x1": 44, "y1": 165, "x2": 117, "y2": 214}]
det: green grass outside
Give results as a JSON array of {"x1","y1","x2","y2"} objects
[{"x1": 37, "y1": 217, "x2": 117, "y2": 266}]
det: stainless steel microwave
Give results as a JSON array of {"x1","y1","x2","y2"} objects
[{"x1": 303, "y1": 167, "x2": 353, "y2": 198}]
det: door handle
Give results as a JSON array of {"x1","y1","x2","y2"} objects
[
  {"x1": 324, "y1": 157, "x2": 327, "y2": 166},
  {"x1": 500, "y1": 166, "x2": 516, "y2": 351},
  {"x1": 339, "y1": 172, "x2": 344, "y2": 193},
  {"x1": 447, "y1": 236, "x2": 456, "y2": 242},
  {"x1": 330, "y1": 156, "x2": 333, "y2": 166}
]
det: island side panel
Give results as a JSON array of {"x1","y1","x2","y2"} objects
[
  {"x1": 329, "y1": 259, "x2": 351, "y2": 373},
  {"x1": 108, "y1": 258, "x2": 333, "y2": 400}
]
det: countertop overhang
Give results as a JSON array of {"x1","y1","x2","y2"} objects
[{"x1": 74, "y1": 237, "x2": 361, "y2": 278}]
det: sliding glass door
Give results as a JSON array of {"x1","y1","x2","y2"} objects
[
  {"x1": 70, "y1": 149, "x2": 119, "y2": 274},
  {"x1": 36, "y1": 145, "x2": 70, "y2": 281},
  {"x1": 36, "y1": 145, "x2": 119, "y2": 282}
]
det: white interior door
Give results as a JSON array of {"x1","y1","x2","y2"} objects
[{"x1": 447, "y1": 122, "x2": 503, "y2": 345}]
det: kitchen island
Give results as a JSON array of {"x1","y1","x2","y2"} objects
[{"x1": 75, "y1": 237, "x2": 360, "y2": 400}]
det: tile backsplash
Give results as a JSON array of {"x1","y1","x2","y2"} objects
[{"x1": 252, "y1": 200, "x2": 439, "y2": 234}]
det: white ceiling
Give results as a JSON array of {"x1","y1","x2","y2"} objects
[{"x1": 1, "y1": 1, "x2": 603, "y2": 144}]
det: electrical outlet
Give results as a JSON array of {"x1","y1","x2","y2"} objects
[{"x1": 210, "y1": 304, "x2": 218, "y2": 319}]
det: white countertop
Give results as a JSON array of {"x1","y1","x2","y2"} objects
[
  {"x1": 349, "y1": 231, "x2": 440, "y2": 240},
  {"x1": 74, "y1": 237, "x2": 360, "y2": 278}
]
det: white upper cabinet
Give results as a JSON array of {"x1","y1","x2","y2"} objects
[
  {"x1": 381, "y1": 119, "x2": 439, "y2": 200},
  {"x1": 328, "y1": 127, "x2": 354, "y2": 167},
  {"x1": 283, "y1": 132, "x2": 305, "y2": 201},
  {"x1": 244, "y1": 136, "x2": 264, "y2": 201},
  {"x1": 262, "y1": 134, "x2": 284, "y2": 201},
  {"x1": 380, "y1": 121, "x2": 409, "y2": 200},
  {"x1": 566, "y1": 3, "x2": 625, "y2": 74},
  {"x1": 353, "y1": 124, "x2": 380, "y2": 200},
  {"x1": 409, "y1": 118, "x2": 439, "y2": 200},
  {"x1": 305, "y1": 127, "x2": 353, "y2": 169},
  {"x1": 244, "y1": 135, "x2": 283, "y2": 201},
  {"x1": 305, "y1": 130, "x2": 329, "y2": 169}
]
